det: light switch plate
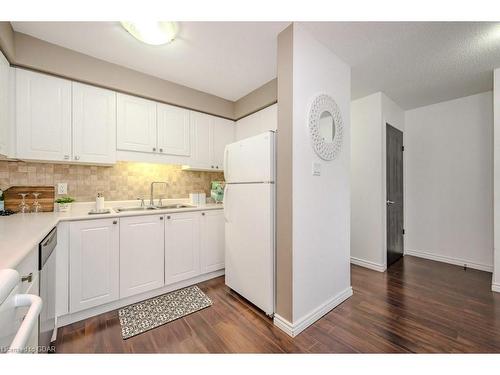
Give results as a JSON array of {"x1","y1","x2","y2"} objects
[
  {"x1": 57, "y1": 183, "x2": 68, "y2": 195},
  {"x1": 312, "y1": 162, "x2": 321, "y2": 176}
]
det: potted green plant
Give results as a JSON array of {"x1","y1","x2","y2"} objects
[{"x1": 55, "y1": 196, "x2": 75, "y2": 212}]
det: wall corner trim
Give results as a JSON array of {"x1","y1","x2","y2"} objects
[
  {"x1": 273, "y1": 287, "x2": 353, "y2": 337},
  {"x1": 492, "y1": 282, "x2": 500, "y2": 293},
  {"x1": 350, "y1": 257, "x2": 386, "y2": 272}
]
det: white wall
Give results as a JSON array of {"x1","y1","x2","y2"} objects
[
  {"x1": 235, "y1": 104, "x2": 277, "y2": 141},
  {"x1": 350, "y1": 92, "x2": 404, "y2": 271},
  {"x1": 291, "y1": 24, "x2": 352, "y2": 323},
  {"x1": 493, "y1": 69, "x2": 500, "y2": 291},
  {"x1": 405, "y1": 92, "x2": 494, "y2": 271}
]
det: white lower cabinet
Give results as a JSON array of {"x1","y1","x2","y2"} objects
[
  {"x1": 69, "y1": 218, "x2": 119, "y2": 313},
  {"x1": 165, "y1": 212, "x2": 201, "y2": 284},
  {"x1": 200, "y1": 210, "x2": 225, "y2": 273},
  {"x1": 120, "y1": 215, "x2": 165, "y2": 298}
]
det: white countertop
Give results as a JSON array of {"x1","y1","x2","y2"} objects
[{"x1": 0, "y1": 199, "x2": 223, "y2": 270}]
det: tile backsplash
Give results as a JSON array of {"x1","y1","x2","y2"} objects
[{"x1": 0, "y1": 160, "x2": 224, "y2": 202}]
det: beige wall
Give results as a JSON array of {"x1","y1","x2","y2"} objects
[
  {"x1": 234, "y1": 78, "x2": 277, "y2": 120},
  {"x1": 0, "y1": 23, "x2": 276, "y2": 120},
  {"x1": 276, "y1": 25, "x2": 293, "y2": 323},
  {"x1": 0, "y1": 22, "x2": 15, "y2": 61},
  {"x1": 0, "y1": 160, "x2": 223, "y2": 202}
]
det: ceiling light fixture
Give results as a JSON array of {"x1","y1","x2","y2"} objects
[{"x1": 120, "y1": 21, "x2": 178, "y2": 45}]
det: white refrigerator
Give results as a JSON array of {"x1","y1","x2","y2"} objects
[{"x1": 223, "y1": 131, "x2": 275, "y2": 316}]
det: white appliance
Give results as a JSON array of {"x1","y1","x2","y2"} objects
[
  {"x1": 0, "y1": 269, "x2": 42, "y2": 353},
  {"x1": 223, "y1": 131, "x2": 275, "y2": 316}
]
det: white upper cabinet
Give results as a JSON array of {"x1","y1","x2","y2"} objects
[
  {"x1": 117, "y1": 93, "x2": 157, "y2": 153},
  {"x1": 188, "y1": 111, "x2": 234, "y2": 171},
  {"x1": 190, "y1": 111, "x2": 214, "y2": 169},
  {"x1": 200, "y1": 210, "x2": 225, "y2": 273},
  {"x1": 72, "y1": 82, "x2": 116, "y2": 164},
  {"x1": 0, "y1": 51, "x2": 9, "y2": 156},
  {"x1": 16, "y1": 69, "x2": 72, "y2": 161},
  {"x1": 157, "y1": 103, "x2": 190, "y2": 156},
  {"x1": 120, "y1": 214, "x2": 165, "y2": 298},
  {"x1": 213, "y1": 117, "x2": 235, "y2": 169}
]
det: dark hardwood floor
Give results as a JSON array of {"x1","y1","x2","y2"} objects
[{"x1": 55, "y1": 255, "x2": 500, "y2": 353}]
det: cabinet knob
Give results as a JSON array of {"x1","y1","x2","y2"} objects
[
  {"x1": 216, "y1": 166, "x2": 219, "y2": 169},
  {"x1": 160, "y1": 216, "x2": 164, "y2": 220},
  {"x1": 74, "y1": 155, "x2": 80, "y2": 160},
  {"x1": 113, "y1": 220, "x2": 118, "y2": 224},
  {"x1": 201, "y1": 212, "x2": 205, "y2": 216},
  {"x1": 211, "y1": 165, "x2": 214, "y2": 169},
  {"x1": 153, "y1": 147, "x2": 156, "y2": 152},
  {"x1": 167, "y1": 215, "x2": 171, "y2": 219},
  {"x1": 159, "y1": 148, "x2": 163, "y2": 152}
]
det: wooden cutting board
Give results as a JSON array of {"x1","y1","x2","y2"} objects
[{"x1": 3, "y1": 186, "x2": 55, "y2": 212}]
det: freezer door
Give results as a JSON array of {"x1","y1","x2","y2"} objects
[
  {"x1": 224, "y1": 183, "x2": 274, "y2": 315},
  {"x1": 224, "y1": 131, "x2": 274, "y2": 183}
]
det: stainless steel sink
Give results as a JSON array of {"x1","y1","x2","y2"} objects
[
  {"x1": 115, "y1": 204, "x2": 193, "y2": 212},
  {"x1": 115, "y1": 206, "x2": 159, "y2": 212},
  {"x1": 156, "y1": 204, "x2": 193, "y2": 209}
]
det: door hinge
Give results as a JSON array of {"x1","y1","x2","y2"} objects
[{"x1": 402, "y1": 146, "x2": 405, "y2": 151}]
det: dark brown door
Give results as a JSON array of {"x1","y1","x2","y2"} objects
[{"x1": 386, "y1": 124, "x2": 404, "y2": 267}]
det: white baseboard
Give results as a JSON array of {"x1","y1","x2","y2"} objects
[
  {"x1": 492, "y1": 282, "x2": 500, "y2": 293},
  {"x1": 57, "y1": 269, "x2": 225, "y2": 327},
  {"x1": 405, "y1": 249, "x2": 493, "y2": 272},
  {"x1": 274, "y1": 286, "x2": 353, "y2": 337},
  {"x1": 350, "y1": 257, "x2": 386, "y2": 272}
]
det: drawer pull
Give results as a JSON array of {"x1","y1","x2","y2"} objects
[
  {"x1": 113, "y1": 220, "x2": 118, "y2": 225},
  {"x1": 21, "y1": 273, "x2": 33, "y2": 283}
]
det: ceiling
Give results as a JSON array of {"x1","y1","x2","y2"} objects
[{"x1": 11, "y1": 21, "x2": 500, "y2": 109}]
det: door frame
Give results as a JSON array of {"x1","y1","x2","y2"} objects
[{"x1": 382, "y1": 122, "x2": 405, "y2": 269}]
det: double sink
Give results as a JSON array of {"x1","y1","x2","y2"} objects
[{"x1": 115, "y1": 204, "x2": 193, "y2": 213}]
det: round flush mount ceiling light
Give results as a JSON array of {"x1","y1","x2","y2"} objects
[{"x1": 120, "y1": 21, "x2": 178, "y2": 45}]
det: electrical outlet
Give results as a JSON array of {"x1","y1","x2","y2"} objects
[{"x1": 57, "y1": 183, "x2": 68, "y2": 195}]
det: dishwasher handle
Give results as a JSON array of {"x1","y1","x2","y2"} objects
[{"x1": 7, "y1": 294, "x2": 42, "y2": 354}]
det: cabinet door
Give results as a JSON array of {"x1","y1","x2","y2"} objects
[
  {"x1": 200, "y1": 210, "x2": 225, "y2": 273},
  {"x1": 212, "y1": 117, "x2": 235, "y2": 170},
  {"x1": 16, "y1": 69, "x2": 71, "y2": 161},
  {"x1": 69, "y1": 219, "x2": 119, "y2": 313},
  {"x1": 120, "y1": 215, "x2": 165, "y2": 298},
  {"x1": 72, "y1": 82, "x2": 116, "y2": 164},
  {"x1": 165, "y1": 212, "x2": 200, "y2": 284},
  {"x1": 117, "y1": 93, "x2": 157, "y2": 153},
  {"x1": 157, "y1": 103, "x2": 190, "y2": 156},
  {"x1": 190, "y1": 111, "x2": 214, "y2": 169},
  {"x1": 0, "y1": 51, "x2": 9, "y2": 156}
]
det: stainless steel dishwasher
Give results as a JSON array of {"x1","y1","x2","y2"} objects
[{"x1": 38, "y1": 227, "x2": 57, "y2": 353}]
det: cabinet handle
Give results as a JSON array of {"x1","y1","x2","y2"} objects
[
  {"x1": 159, "y1": 148, "x2": 163, "y2": 152},
  {"x1": 201, "y1": 212, "x2": 205, "y2": 216},
  {"x1": 63, "y1": 155, "x2": 69, "y2": 160},
  {"x1": 21, "y1": 273, "x2": 33, "y2": 283},
  {"x1": 153, "y1": 147, "x2": 156, "y2": 152},
  {"x1": 160, "y1": 216, "x2": 164, "y2": 220},
  {"x1": 167, "y1": 215, "x2": 171, "y2": 219},
  {"x1": 211, "y1": 165, "x2": 214, "y2": 169},
  {"x1": 113, "y1": 220, "x2": 118, "y2": 224},
  {"x1": 216, "y1": 166, "x2": 219, "y2": 169}
]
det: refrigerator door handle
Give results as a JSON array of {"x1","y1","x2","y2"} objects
[
  {"x1": 223, "y1": 184, "x2": 229, "y2": 223},
  {"x1": 223, "y1": 146, "x2": 229, "y2": 181}
]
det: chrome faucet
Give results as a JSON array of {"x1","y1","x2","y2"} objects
[{"x1": 150, "y1": 182, "x2": 168, "y2": 207}]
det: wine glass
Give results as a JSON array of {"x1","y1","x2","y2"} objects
[
  {"x1": 18, "y1": 193, "x2": 29, "y2": 213},
  {"x1": 32, "y1": 192, "x2": 42, "y2": 213}
]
